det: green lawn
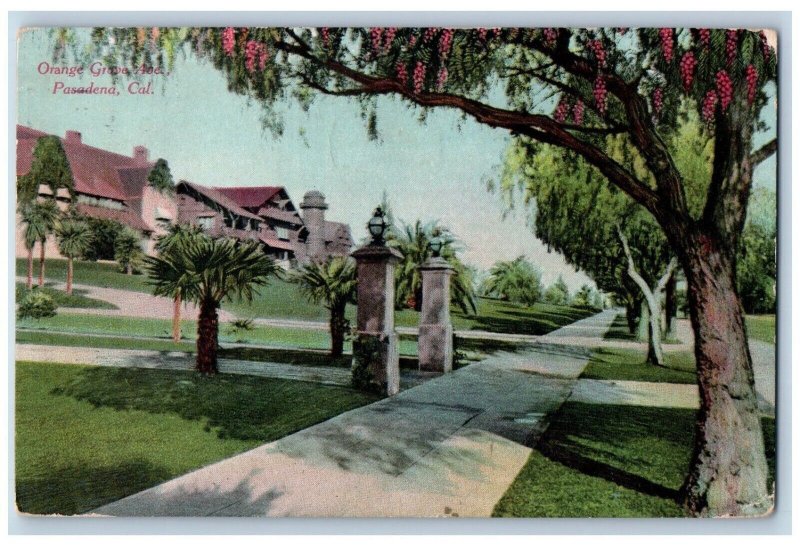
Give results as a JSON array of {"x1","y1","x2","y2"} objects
[
  {"x1": 17, "y1": 259, "x2": 596, "y2": 336},
  {"x1": 17, "y1": 315, "x2": 420, "y2": 357},
  {"x1": 16, "y1": 283, "x2": 117, "y2": 310},
  {"x1": 746, "y1": 315, "x2": 776, "y2": 344},
  {"x1": 15, "y1": 361, "x2": 380, "y2": 515},
  {"x1": 581, "y1": 348, "x2": 697, "y2": 384},
  {"x1": 17, "y1": 258, "x2": 152, "y2": 292},
  {"x1": 493, "y1": 402, "x2": 776, "y2": 517}
]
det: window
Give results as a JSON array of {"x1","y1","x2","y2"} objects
[
  {"x1": 276, "y1": 226, "x2": 290, "y2": 240},
  {"x1": 197, "y1": 217, "x2": 214, "y2": 231}
]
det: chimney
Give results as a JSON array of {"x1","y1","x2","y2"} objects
[
  {"x1": 300, "y1": 190, "x2": 328, "y2": 263},
  {"x1": 133, "y1": 145, "x2": 149, "y2": 165},
  {"x1": 64, "y1": 130, "x2": 82, "y2": 145}
]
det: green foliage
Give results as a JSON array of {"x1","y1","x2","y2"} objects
[
  {"x1": 17, "y1": 290, "x2": 58, "y2": 320},
  {"x1": 55, "y1": 218, "x2": 93, "y2": 259},
  {"x1": 484, "y1": 256, "x2": 542, "y2": 306},
  {"x1": 80, "y1": 217, "x2": 125, "y2": 261},
  {"x1": 144, "y1": 234, "x2": 280, "y2": 310},
  {"x1": 543, "y1": 275, "x2": 570, "y2": 306},
  {"x1": 15, "y1": 283, "x2": 116, "y2": 310},
  {"x1": 737, "y1": 188, "x2": 776, "y2": 314},
  {"x1": 147, "y1": 158, "x2": 175, "y2": 194},
  {"x1": 571, "y1": 283, "x2": 603, "y2": 310},
  {"x1": 19, "y1": 136, "x2": 74, "y2": 205},
  {"x1": 224, "y1": 318, "x2": 255, "y2": 341},
  {"x1": 389, "y1": 219, "x2": 477, "y2": 314},
  {"x1": 113, "y1": 227, "x2": 145, "y2": 273},
  {"x1": 290, "y1": 256, "x2": 357, "y2": 313}
]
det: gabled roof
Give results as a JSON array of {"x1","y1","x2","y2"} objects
[
  {"x1": 16, "y1": 124, "x2": 152, "y2": 202},
  {"x1": 177, "y1": 181, "x2": 263, "y2": 221},
  {"x1": 215, "y1": 186, "x2": 283, "y2": 210},
  {"x1": 76, "y1": 203, "x2": 153, "y2": 233}
]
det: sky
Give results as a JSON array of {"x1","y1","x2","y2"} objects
[{"x1": 16, "y1": 28, "x2": 777, "y2": 292}]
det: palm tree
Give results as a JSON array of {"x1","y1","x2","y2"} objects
[
  {"x1": 144, "y1": 236, "x2": 279, "y2": 374},
  {"x1": 484, "y1": 256, "x2": 542, "y2": 306},
  {"x1": 291, "y1": 257, "x2": 357, "y2": 357},
  {"x1": 391, "y1": 220, "x2": 476, "y2": 314},
  {"x1": 114, "y1": 227, "x2": 145, "y2": 275},
  {"x1": 55, "y1": 218, "x2": 93, "y2": 295},
  {"x1": 24, "y1": 200, "x2": 60, "y2": 288},
  {"x1": 154, "y1": 223, "x2": 205, "y2": 342},
  {"x1": 18, "y1": 203, "x2": 45, "y2": 289}
]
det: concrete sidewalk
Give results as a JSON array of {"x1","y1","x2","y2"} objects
[{"x1": 90, "y1": 309, "x2": 619, "y2": 517}]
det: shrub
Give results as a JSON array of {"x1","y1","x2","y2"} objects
[{"x1": 17, "y1": 289, "x2": 57, "y2": 320}]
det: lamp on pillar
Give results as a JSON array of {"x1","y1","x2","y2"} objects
[
  {"x1": 367, "y1": 207, "x2": 388, "y2": 245},
  {"x1": 351, "y1": 207, "x2": 402, "y2": 395},
  {"x1": 429, "y1": 236, "x2": 443, "y2": 257}
]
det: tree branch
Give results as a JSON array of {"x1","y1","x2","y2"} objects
[{"x1": 750, "y1": 138, "x2": 777, "y2": 167}]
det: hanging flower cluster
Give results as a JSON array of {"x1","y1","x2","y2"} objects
[
  {"x1": 244, "y1": 40, "x2": 268, "y2": 73},
  {"x1": 679, "y1": 51, "x2": 697, "y2": 92},
  {"x1": 573, "y1": 100, "x2": 585, "y2": 125},
  {"x1": 222, "y1": 27, "x2": 235, "y2": 57},
  {"x1": 659, "y1": 28, "x2": 674, "y2": 62},
  {"x1": 413, "y1": 61, "x2": 426, "y2": 94},
  {"x1": 593, "y1": 75, "x2": 608, "y2": 115}
]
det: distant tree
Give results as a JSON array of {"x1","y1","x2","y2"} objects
[
  {"x1": 737, "y1": 188, "x2": 776, "y2": 314},
  {"x1": 55, "y1": 218, "x2": 93, "y2": 295},
  {"x1": 28, "y1": 200, "x2": 60, "y2": 287},
  {"x1": 145, "y1": 236, "x2": 279, "y2": 374},
  {"x1": 543, "y1": 275, "x2": 570, "y2": 306},
  {"x1": 147, "y1": 158, "x2": 175, "y2": 194},
  {"x1": 114, "y1": 227, "x2": 145, "y2": 275},
  {"x1": 20, "y1": 136, "x2": 74, "y2": 203},
  {"x1": 81, "y1": 217, "x2": 125, "y2": 261},
  {"x1": 154, "y1": 223, "x2": 206, "y2": 341},
  {"x1": 485, "y1": 256, "x2": 542, "y2": 306},
  {"x1": 17, "y1": 203, "x2": 46, "y2": 289},
  {"x1": 291, "y1": 256, "x2": 357, "y2": 357},
  {"x1": 390, "y1": 220, "x2": 476, "y2": 314}
]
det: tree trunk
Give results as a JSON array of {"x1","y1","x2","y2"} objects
[
  {"x1": 172, "y1": 292, "x2": 182, "y2": 342},
  {"x1": 196, "y1": 299, "x2": 219, "y2": 375},
  {"x1": 330, "y1": 308, "x2": 346, "y2": 358},
  {"x1": 38, "y1": 239, "x2": 45, "y2": 287},
  {"x1": 665, "y1": 273, "x2": 678, "y2": 339},
  {"x1": 66, "y1": 257, "x2": 73, "y2": 295},
  {"x1": 681, "y1": 242, "x2": 770, "y2": 517},
  {"x1": 624, "y1": 296, "x2": 638, "y2": 334},
  {"x1": 126, "y1": 262, "x2": 133, "y2": 275},
  {"x1": 637, "y1": 299, "x2": 650, "y2": 342},
  {"x1": 26, "y1": 247, "x2": 33, "y2": 290}
]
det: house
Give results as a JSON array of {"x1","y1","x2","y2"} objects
[
  {"x1": 175, "y1": 182, "x2": 353, "y2": 267},
  {"x1": 15, "y1": 125, "x2": 176, "y2": 258}
]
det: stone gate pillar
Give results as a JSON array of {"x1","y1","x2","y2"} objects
[
  {"x1": 351, "y1": 244, "x2": 403, "y2": 395},
  {"x1": 418, "y1": 256, "x2": 454, "y2": 373}
]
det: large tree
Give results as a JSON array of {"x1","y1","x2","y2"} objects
[
  {"x1": 484, "y1": 256, "x2": 543, "y2": 306},
  {"x1": 147, "y1": 158, "x2": 175, "y2": 194},
  {"x1": 145, "y1": 235, "x2": 279, "y2": 374},
  {"x1": 58, "y1": 26, "x2": 778, "y2": 516}
]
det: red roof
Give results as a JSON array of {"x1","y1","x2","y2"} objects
[
  {"x1": 259, "y1": 235, "x2": 294, "y2": 250},
  {"x1": 178, "y1": 181, "x2": 263, "y2": 221},
  {"x1": 76, "y1": 203, "x2": 153, "y2": 232},
  {"x1": 16, "y1": 124, "x2": 152, "y2": 202},
  {"x1": 215, "y1": 186, "x2": 282, "y2": 210}
]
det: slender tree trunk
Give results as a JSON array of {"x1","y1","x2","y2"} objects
[
  {"x1": 126, "y1": 262, "x2": 132, "y2": 275},
  {"x1": 66, "y1": 257, "x2": 73, "y2": 295},
  {"x1": 637, "y1": 300, "x2": 650, "y2": 342},
  {"x1": 680, "y1": 241, "x2": 769, "y2": 517},
  {"x1": 665, "y1": 273, "x2": 678, "y2": 339},
  {"x1": 26, "y1": 247, "x2": 33, "y2": 290},
  {"x1": 617, "y1": 226, "x2": 676, "y2": 367},
  {"x1": 625, "y1": 296, "x2": 637, "y2": 334},
  {"x1": 196, "y1": 298, "x2": 219, "y2": 375},
  {"x1": 38, "y1": 239, "x2": 45, "y2": 287},
  {"x1": 330, "y1": 308, "x2": 346, "y2": 358},
  {"x1": 172, "y1": 292, "x2": 182, "y2": 342}
]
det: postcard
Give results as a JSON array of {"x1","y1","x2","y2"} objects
[{"x1": 13, "y1": 25, "x2": 777, "y2": 519}]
